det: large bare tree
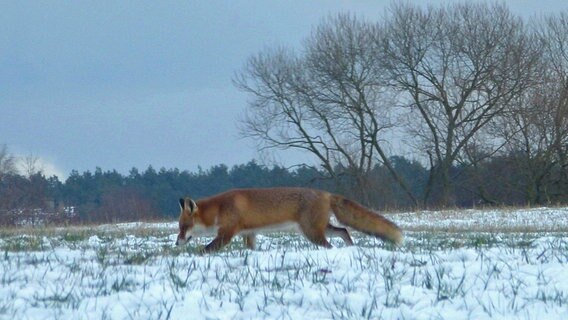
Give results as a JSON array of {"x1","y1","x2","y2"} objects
[
  {"x1": 490, "y1": 13, "x2": 568, "y2": 204},
  {"x1": 235, "y1": 14, "x2": 417, "y2": 205},
  {"x1": 379, "y1": 3, "x2": 540, "y2": 205},
  {"x1": 542, "y1": 13, "x2": 568, "y2": 202}
]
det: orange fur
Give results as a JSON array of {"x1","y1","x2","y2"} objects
[{"x1": 175, "y1": 187, "x2": 403, "y2": 252}]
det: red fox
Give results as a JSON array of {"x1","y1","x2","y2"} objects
[{"x1": 175, "y1": 187, "x2": 403, "y2": 252}]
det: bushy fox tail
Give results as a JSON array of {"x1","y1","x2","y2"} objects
[{"x1": 330, "y1": 195, "x2": 403, "y2": 245}]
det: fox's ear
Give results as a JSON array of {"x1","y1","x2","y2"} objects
[
  {"x1": 180, "y1": 197, "x2": 198, "y2": 214},
  {"x1": 188, "y1": 199, "x2": 197, "y2": 213}
]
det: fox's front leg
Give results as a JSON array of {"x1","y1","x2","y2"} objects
[
  {"x1": 200, "y1": 228, "x2": 236, "y2": 253},
  {"x1": 243, "y1": 234, "x2": 256, "y2": 250}
]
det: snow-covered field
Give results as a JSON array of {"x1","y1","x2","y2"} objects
[{"x1": 1, "y1": 207, "x2": 568, "y2": 320}]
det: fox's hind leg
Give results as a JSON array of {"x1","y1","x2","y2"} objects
[
  {"x1": 298, "y1": 198, "x2": 334, "y2": 248},
  {"x1": 302, "y1": 228, "x2": 332, "y2": 248},
  {"x1": 299, "y1": 221, "x2": 332, "y2": 248},
  {"x1": 326, "y1": 224, "x2": 354, "y2": 246}
]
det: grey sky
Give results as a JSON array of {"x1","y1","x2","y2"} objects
[{"x1": 2, "y1": 1, "x2": 567, "y2": 178}]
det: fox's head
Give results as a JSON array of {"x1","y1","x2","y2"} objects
[{"x1": 175, "y1": 197, "x2": 198, "y2": 246}]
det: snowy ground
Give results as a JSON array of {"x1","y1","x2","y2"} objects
[{"x1": 1, "y1": 207, "x2": 568, "y2": 320}]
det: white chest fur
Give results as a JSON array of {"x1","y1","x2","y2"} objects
[{"x1": 189, "y1": 224, "x2": 220, "y2": 237}]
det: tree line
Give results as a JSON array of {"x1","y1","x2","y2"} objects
[
  {"x1": 0, "y1": 152, "x2": 335, "y2": 224},
  {"x1": 1, "y1": 143, "x2": 566, "y2": 226},
  {"x1": 235, "y1": 2, "x2": 568, "y2": 208}
]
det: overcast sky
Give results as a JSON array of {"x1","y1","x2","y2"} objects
[{"x1": 2, "y1": 0, "x2": 567, "y2": 178}]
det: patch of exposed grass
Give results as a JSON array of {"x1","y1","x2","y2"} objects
[{"x1": 1, "y1": 236, "x2": 45, "y2": 252}]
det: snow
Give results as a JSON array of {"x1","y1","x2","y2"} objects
[{"x1": 1, "y1": 207, "x2": 568, "y2": 319}]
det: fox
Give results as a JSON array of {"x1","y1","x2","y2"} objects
[{"x1": 175, "y1": 187, "x2": 403, "y2": 252}]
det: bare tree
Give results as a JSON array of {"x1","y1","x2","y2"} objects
[
  {"x1": 542, "y1": 13, "x2": 568, "y2": 201},
  {"x1": 490, "y1": 13, "x2": 568, "y2": 204},
  {"x1": 379, "y1": 3, "x2": 540, "y2": 206},
  {"x1": 235, "y1": 14, "x2": 417, "y2": 205},
  {"x1": 21, "y1": 154, "x2": 44, "y2": 178},
  {"x1": 0, "y1": 144, "x2": 17, "y2": 181}
]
